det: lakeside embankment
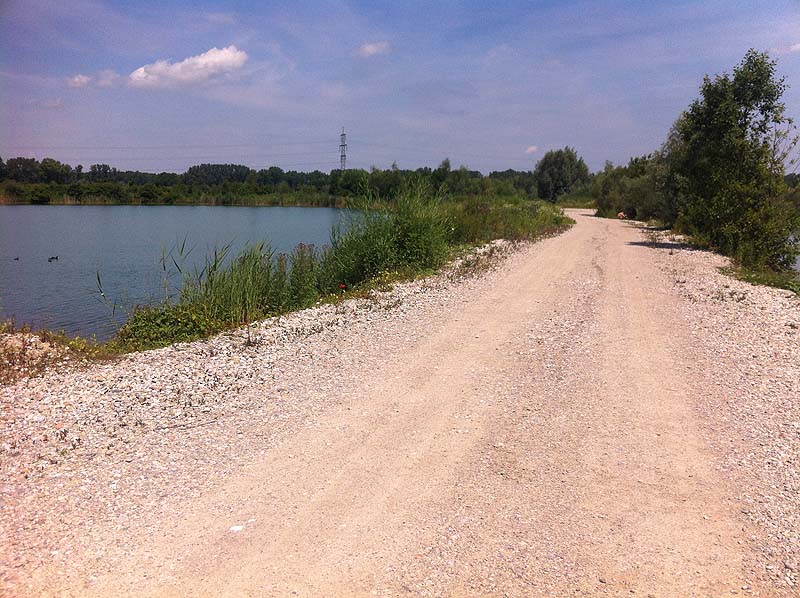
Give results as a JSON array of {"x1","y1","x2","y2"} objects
[
  {"x1": 1, "y1": 191, "x2": 570, "y2": 357},
  {"x1": 0, "y1": 194, "x2": 344, "y2": 207},
  {"x1": 1, "y1": 212, "x2": 798, "y2": 595}
]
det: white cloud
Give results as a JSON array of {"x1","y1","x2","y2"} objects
[
  {"x1": 356, "y1": 41, "x2": 391, "y2": 58},
  {"x1": 525, "y1": 145, "x2": 539, "y2": 154},
  {"x1": 791, "y1": 43, "x2": 800, "y2": 53},
  {"x1": 96, "y1": 70, "x2": 120, "y2": 87},
  {"x1": 68, "y1": 74, "x2": 91, "y2": 88},
  {"x1": 129, "y1": 45, "x2": 249, "y2": 88},
  {"x1": 67, "y1": 70, "x2": 121, "y2": 89}
]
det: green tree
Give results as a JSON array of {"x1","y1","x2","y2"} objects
[
  {"x1": 87, "y1": 163, "x2": 113, "y2": 182},
  {"x1": 534, "y1": 147, "x2": 590, "y2": 201},
  {"x1": 672, "y1": 49, "x2": 799, "y2": 269},
  {"x1": 6, "y1": 157, "x2": 41, "y2": 182},
  {"x1": 39, "y1": 158, "x2": 72, "y2": 184},
  {"x1": 431, "y1": 158, "x2": 451, "y2": 188}
]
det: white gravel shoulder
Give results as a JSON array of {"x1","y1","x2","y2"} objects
[{"x1": 646, "y1": 228, "x2": 800, "y2": 589}]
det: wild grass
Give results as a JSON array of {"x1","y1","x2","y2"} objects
[
  {"x1": 555, "y1": 186, "x2": 597, "y2": 209},
  {"x1": 4, "y1": 182, "x2": 572, "y2": 358},
  {"x1": 0, "y1": 319, "x2": 115, "y2": 385},
  {"x1": 447, "y1": 196, "x2": 570, "y2": 244},
  {"x1": 720, "y1": 266, "x2": 800, "y2": 295},
  {"x1": 112, "y1": 184, "x2": 572, "y2": 351}
]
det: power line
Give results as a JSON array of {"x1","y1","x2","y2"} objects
[
  {"x1": 358, "y1": 141, "x2": 537, "y2": 163},
  {"x1": 3, "y1": 139, "x2": 536, "y2": 162},
  {"x1": 1, "y1": 140, "x2": 335, "y2": 150},
  {"x1": 45, "y1": 151, "x2": 336, "y2": 162}
]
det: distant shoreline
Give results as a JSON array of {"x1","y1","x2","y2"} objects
[{"x1": 0, "y1": 196, "x2": 346, "y2": 208}]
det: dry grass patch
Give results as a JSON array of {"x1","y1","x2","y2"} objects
[{"x1": 0, "y1": 330, "x2": 65, "y2": 385}]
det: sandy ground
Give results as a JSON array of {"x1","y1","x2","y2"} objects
[{"x1": 2, "y1": 210, "x2": 798, "y2": 596}]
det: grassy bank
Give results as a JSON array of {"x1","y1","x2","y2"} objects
[
  {"x1": 721, "y1": 266, "x2": 800, "y2": 295},
  {"x1": 1, "y1": 186, "x2": 572, "y2": 378},
  {"x1": 116, "y1": 186, "x2": 571, "y2": 351}
]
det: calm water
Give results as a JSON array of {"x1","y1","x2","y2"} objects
[{"x1": 0, "y1": 205, "x2": 343, "y2": 340}]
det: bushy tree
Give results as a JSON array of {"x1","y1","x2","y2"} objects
[
  {"x1": 593, "y1": 153, "x2": 674, "y2": 222},
  {"x1": 488, "y1": 169, "x2": 537, "y2": 196},
  {"x1": 534, "y1": 147, "x2": 590, "y2": 201},
  {"x1": 87, "y1": 163, "x2": 114, "y2": 182},
  {"x1": 672, "y1": 49, "x2": 799, "y2": 269},
  {"x1": 183, "y1": 163, "x2": 251, "y2": 186},
  {"x1": 6, "y1": 157, "x2": 41, "y2": 182},
  {"x1": 431, "y1": 158, "x2": 452, "y2": 188},
  {"x1": 39, "y1": 158, "x2": 73, "y2": 184}
]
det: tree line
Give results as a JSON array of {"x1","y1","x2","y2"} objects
[
  {"x1": 0, "y1": 148, "x2": 591, "y2": 206},
  {"x1": 592, "y1": 49, "x2": 800, "y2": 271}
]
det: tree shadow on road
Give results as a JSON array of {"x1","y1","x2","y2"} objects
[{"x1": 626, "y1": 239, "x2": 697, "y2": 251}]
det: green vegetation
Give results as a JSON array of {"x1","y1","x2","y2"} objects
[
  {"x1": 0, "y1": 147, "x2": 580, "y2": 358},
  {"x1": 0, "y1": 156, "x2": 552, "y2": 207},
  {"x1": 721, "y1": 266, "x2": 800, "y2": 295},
  {"x1": 533, "y1": 147, "x2": 591, "y2": 202},
  {"x1": 556, "y1": 186, "x2": 596, "y2": 209},
  {"x1": 111, "y1": 183, "x2": 571, "y2": 351},
  {"x1": 592, "y1": 49, "x2": 800, "y2": 283}
]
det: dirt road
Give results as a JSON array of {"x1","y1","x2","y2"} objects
[{"x1": 5, "y1": 210, "x2": 794, "y2": 596}]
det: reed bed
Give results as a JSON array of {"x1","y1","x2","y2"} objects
[{"x1": 115, "y1": 183, "x2": 571, "y2": 351}]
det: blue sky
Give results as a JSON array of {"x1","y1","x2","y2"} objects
[{"x1": 2, "y1": 0, "x2": 800, "y2": 173}]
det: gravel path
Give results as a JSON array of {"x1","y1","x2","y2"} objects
[{"x1": 1, "y1": 210, "x2": 798, "y2": 596}]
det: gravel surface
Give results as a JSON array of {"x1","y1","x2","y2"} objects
[
  {"x1": 1, "y1": 213, "x2": 799, "y2": 597},
  {"x1": 646, "y1": 228, "x2": 800, "y2": 593}
]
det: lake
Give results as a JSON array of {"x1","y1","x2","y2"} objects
[{"x1": 0, "y1": 205, "x2": 344, "y2": 340}]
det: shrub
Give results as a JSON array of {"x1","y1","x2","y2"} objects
[
  {"x1": 318, "y1": 211, "x2": 398, "y2": 292},
  {"x1": 117, "y1": 304, "x2": 216, "y2": 351},
  {"x1": 392, "y1": 180, "x2": 450, "y2": 269},
  {"x1": 449, "y1": 198, "x2": 570, "y2": 244},
  {"x1": 289, "y1": 244, "x2": 320, "y2": 308}
]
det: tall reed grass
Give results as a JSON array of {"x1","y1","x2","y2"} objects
[{"x1": 116, "y1": 181, "x2": 571, "y2": 350}]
